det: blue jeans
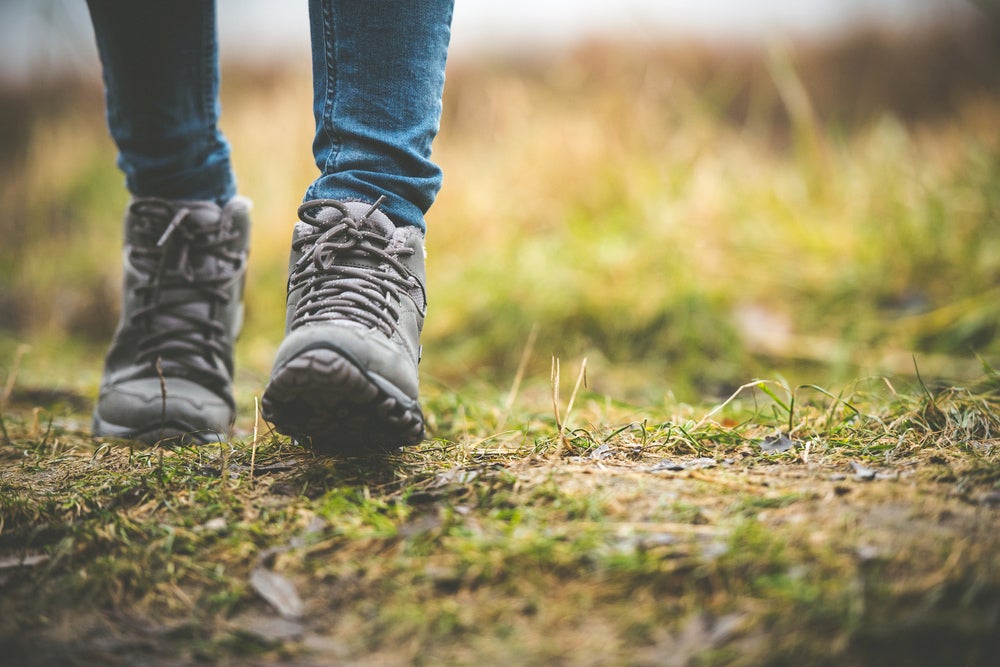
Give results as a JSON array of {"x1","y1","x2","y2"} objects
[{"x1": 86, "y1": 0, "x2": 453, "y2": 230}]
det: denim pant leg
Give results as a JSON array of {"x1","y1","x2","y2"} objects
[
  {"x1": 86, "y1": 0, "x2": 236, "y2": 204},
  {"x1": 306, "y1": 0, "x2": 454, "y2": 230}
]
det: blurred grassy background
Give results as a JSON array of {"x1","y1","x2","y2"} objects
[{"x1": 1, "y1": 17, "x2": 999, "y2": 408}]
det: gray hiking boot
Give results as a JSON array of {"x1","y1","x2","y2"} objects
[
  {"x1": 93, "y1": 196, "x2": 252, "y2": 444},
  {"x1": 261, "y1": 198, "x2": 426, "y2": 454}
]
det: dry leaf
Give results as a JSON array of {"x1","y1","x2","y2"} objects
[{"x1": 250, "y1": 567, "x2": 305, "y2": 620}]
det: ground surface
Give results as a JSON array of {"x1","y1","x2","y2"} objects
[{"x1": 1, "y1": 374, "x2": 998, "y2": 666}]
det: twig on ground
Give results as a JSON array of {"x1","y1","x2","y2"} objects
[{"x1": 251, "y1": 395, "x2": 260, "y2": 482}]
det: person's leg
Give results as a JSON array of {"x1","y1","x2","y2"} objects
[
  {"x1": 262, "y1": 0, "x2": 454, "y2": 453},
  {"x1": 87, "y1": 0, "x2": 249, "y2": 444},
  {"x1": 86, "y1": 0, "x2": 236, "y2": 203},
  {"x1": 305, "y1": 0, "x2": 454, "y2": 230}
]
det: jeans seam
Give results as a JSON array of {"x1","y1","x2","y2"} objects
[
  {"x1": 200, "y1": 0, "x2": 233, "y2": 202},
  {"x1": 201, "y1": 1, "x2": 214, "y2": 157},
  {"x1": 320, "y1": 0, "x2": 341, "y2": 180}
]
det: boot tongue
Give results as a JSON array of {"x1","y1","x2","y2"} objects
[
  {"x1": 126, "y1": 199, "x2": 225, "y2": 247},
  {"x1": 292, "y1": 200, "x2": 399, "y2": 270},
  {"x1": 340, "y1": 200, "x2": 396, "y2": 238},
  {"x1": 301, "y1": 200, "x2": 396, "y2": 238}
]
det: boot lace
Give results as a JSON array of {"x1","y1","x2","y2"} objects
[
  {"x1": 128, "y1": 199, "x2": 244, "y2": 389},
  {"x1": 288, "y1": 198, "x2": 417, "y2": 336}
]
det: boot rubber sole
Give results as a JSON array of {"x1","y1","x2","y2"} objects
[
  {"x1": 92, "y1": 413, "x2": 227, "y2": 446},
  {"x1": 260, "y1": 345, "x2": 424, "y2": 455}
]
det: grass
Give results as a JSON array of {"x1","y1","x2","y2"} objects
[
  {"x1": 2, "y1": 22, "x2": 1000, "y2": 666},
  {"x1": 1, "y1": 376, "x2": 998, "y2": 665}
]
